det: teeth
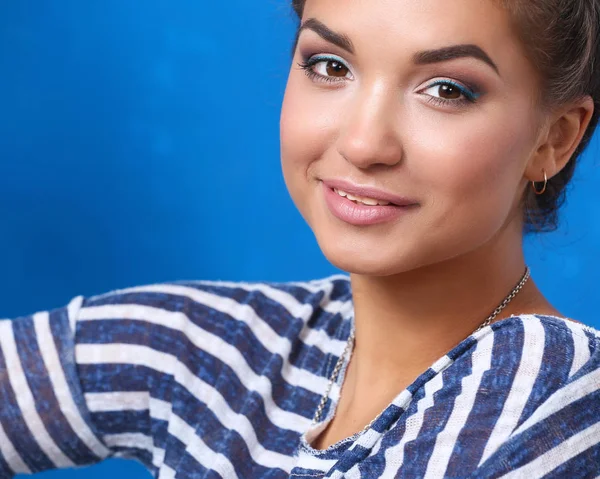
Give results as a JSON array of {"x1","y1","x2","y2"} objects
[{"x1": 334, "y1": 188, "x2": 391, "y2": 206}]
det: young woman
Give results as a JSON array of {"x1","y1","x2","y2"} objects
[{"x1": 1, "y1": 0, "x2": 599, "y2": 477}]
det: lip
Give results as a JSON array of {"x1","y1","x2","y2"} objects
[
  {"x1": 322, "y1": 179, "x2": 418, "y2": 207},
  {"x1": 321, "y1": 181, "x2": 418, "y2": 226}
]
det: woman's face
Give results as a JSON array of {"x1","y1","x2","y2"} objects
[{"x1": 280, "y1": 0, "x2": 543, "y2": 275}]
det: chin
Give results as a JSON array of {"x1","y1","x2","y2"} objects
[
  {"x1": 312, "y1": 221, "x2": 491, "y2": 278},
  {"x1": 316, "y1": 236, "x2": 423, "y2": 277}
]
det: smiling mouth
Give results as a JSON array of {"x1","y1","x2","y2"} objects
[
  {"x1": 333, "y1": 188, "x2": 393, "y2": 206},
  {"x1": 321, "y1": 178, "x2": 418, "y2": 208}
]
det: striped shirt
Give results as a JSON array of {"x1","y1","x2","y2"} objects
[{"x1": 0, "y1": 275, "x2": 599, "y2": 478}]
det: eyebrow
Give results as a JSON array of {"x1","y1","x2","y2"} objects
[
  {"x1": 413, "y1": 45, "x2": 500, "y2": 75},
  {"x1": 292, "y1": 20, "x2": 500, "y2": 76},
  {"x1": 292, "y1": 18, "x2": 355, "y2": 57}
]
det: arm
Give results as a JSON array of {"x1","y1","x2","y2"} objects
[
  {"x1": 0, "y1": 298, "x2": 110, "y2": 476},
  {"x1": 0, "y1": 284, "x2": 215, "y2": 477}
]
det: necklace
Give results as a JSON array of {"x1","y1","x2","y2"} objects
[{"x1": 311, "y1": 266, "x2": 531, "y2": 431}]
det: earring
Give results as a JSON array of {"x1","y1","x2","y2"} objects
[{"x1": 532, "y1": 169, "x2": 548, "y2": 195}]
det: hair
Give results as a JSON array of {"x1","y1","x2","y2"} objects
[{"x1": 291, "y1": 0, "x2": 600, "y2": 233}]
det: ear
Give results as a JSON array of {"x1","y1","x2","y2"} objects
[{"x1": 525, "y1": 96, "x2": 595, "y2": 182}]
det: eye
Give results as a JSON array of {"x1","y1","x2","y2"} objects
[
  {"x1": 419, "y1": 79, "x2": 480, "y2": 105},
  {"x1": 315, "y1": 59, "x2": 350, "y2": 78},
  {"x1": 298, "y1": 55, "x2": 353, "y2": 84}
]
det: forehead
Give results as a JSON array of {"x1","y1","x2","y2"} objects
[{"x1": 301, "y1": 0, "x2": 523, "y2": 65}]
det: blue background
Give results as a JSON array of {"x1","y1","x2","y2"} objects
[{"x1": 1, "y1": 1, "x2": 598, "y2": 477}]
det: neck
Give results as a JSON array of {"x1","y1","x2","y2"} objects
[{"x1": 347, "y1": 224, "x2": 557, "y2": 388}]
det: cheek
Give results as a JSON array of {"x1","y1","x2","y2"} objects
[
  {"x1": 280, "y1": 75, "x2": 338, "y2": 210},
  {"x1": 280, "y1": 77, "x2": 338, "y2": 163},
  {"x1": 405, "y1": 106, "x2": 534, "y2": 219}
]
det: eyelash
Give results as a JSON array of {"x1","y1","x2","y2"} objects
[
  {"x1": 297, "y1": 55, "x2": 480, "y2": 106},
  {"x1": 423, "y1": 79, "x2": 480, "y2": 107},
  {"x1": 297, "y1": 55, "x2": 349, "y2": 84}
]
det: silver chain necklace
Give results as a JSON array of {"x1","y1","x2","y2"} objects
[{"x1": 311, "y1": 266, "x2": 531, "y2": 429}]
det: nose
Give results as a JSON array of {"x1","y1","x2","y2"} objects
[{"x1": 336, "y1": 82, "x2": 404, "y2": 169}]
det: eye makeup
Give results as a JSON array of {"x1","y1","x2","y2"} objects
[
  {"x1": 297, "y1": 51, "x2": 485, "y2": 108},
  {"x1": 297, "y1": 54, "x2": 353, "y2": 84},
  {"x1": 424, "y1": 79, "x2": 480, "y2": 101},
  {"x1": 418, "y1": 78, "x2": 482, "y2": 108}
]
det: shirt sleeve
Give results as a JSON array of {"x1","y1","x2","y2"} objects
[
  {"x1": 0, "y1": 297, "x2": 111, "y2": 477},
  {"x1": 470, "y1": 334, "x2": 600, "y2": 478},
  {"x1": 0, "y1": 285, "x2": 212, "y2": 478}
]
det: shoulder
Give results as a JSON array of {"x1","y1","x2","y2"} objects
[
  {"x1": 436, "y1": 314, "x2": 598, "y2": 413},
  {"x1": 481, "y1": 314, "x2": 599, "y2": 374},
  {"x1": 472, "y1": 314, "x2": 600, "y2": 409},
  {"x1": 489, "y1": 314, "x2": 599, "y2": 360},
  {"x1": 68, "y1": 275, "x2": 354, "y2": 390},
  {"x1": 469, "y1": 316, "x2": 600, "y2": 476},
  {"x1": 74, "y1": 274, "x2": 353, "y2": 339}
]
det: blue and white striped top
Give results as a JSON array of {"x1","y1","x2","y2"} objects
[{"x1": 0, "y1": 275, "x2": 599, "y2": 478}]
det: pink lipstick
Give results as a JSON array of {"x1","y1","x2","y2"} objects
[{"x1": 321, "y1": 179, "x2": 419, "y2": 226}]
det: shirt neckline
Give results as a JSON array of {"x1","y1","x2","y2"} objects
[{"x1": 300, "y1": 312, "x2": 594, "y2": 456}]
